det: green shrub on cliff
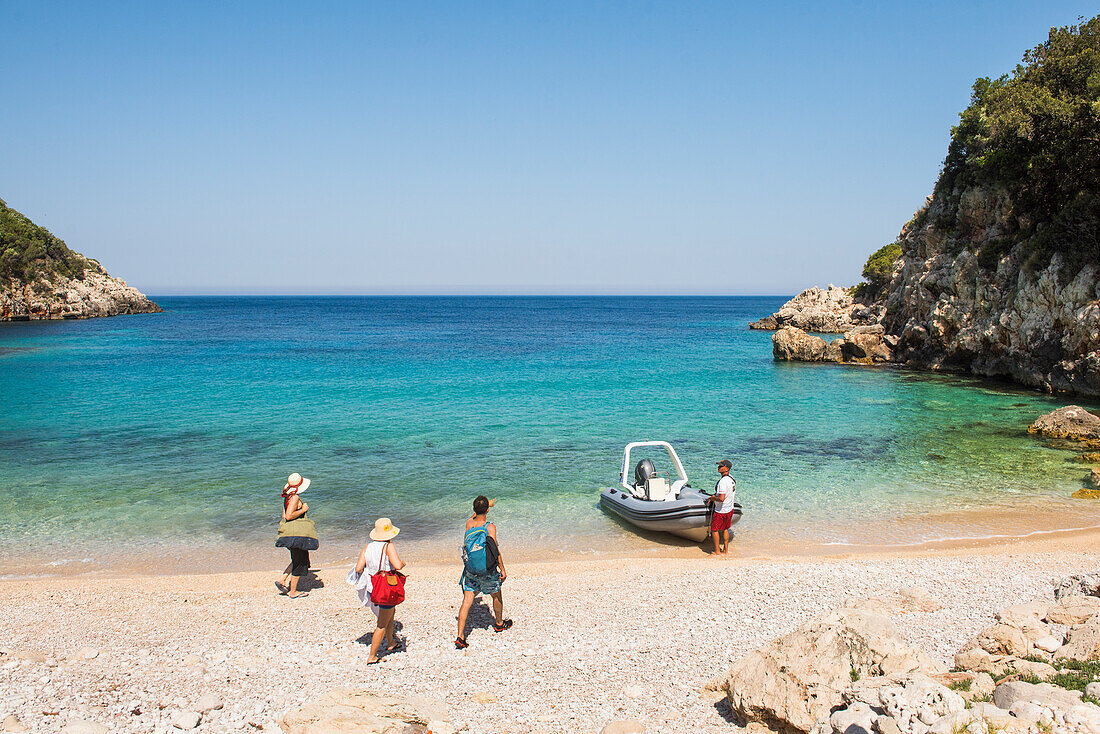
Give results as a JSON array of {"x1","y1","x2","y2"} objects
[
  {"x1": 933, "y1": 14, "x2": 1100, "y2": 274},
  {"x1": 0, "y1": 197, "x2": 89, "y2": 284},
  {"x1": 857, "y1": 242, "x2": 903, "y2": 297}
]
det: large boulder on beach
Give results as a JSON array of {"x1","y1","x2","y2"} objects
[
  {"x1": 1028, "y1": 406, "x2": 1100, "y2": 442},
  {"x1": 773, "y1": 326, "x2": 828, "y2": 362},
  {"x1": 280, "y1": 688, "x2": 454, "y2": 734},
  {"x1": 723, "y1": 608, "x2": 938, "y2": 734},
  {"x1": 1055, "y1": 573, "x2": 1100, "y2": 600}
]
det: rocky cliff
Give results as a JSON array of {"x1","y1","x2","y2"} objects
[
  {"x1": 760, "y1": 17, "x2": 1100, "y2": 397},
  {"x1": 0, "y1": 198, "x2": 160, "y2": 321},
  {"x1": 880, "y1": 190, "x2": 1100, "y2": 395}
]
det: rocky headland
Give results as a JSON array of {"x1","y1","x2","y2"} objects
[
  {"x1": 749, "y1": 286, "x2": 883, "y2": 333},
  {"x1": 0, "y1": 197, "x2": 160, "y2": 321},
  {"x1": 755, "y1": 18, "x2": 1100, "y2": 397}
]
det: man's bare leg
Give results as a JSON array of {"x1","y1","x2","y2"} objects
[{"x1": 456, "y1": 590, "x2": 476, "y2": 640}]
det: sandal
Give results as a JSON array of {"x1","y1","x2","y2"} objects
[
  {"x1": 386, "y1": 641, "x2": 404, "y2": 653},
  {"x1": 275, "y1": 581, "x2": 288, "y2": 594},
  {"x1": 454, "y1": 637, "x2": 468, "y2": 649},
  {"x1": 493, "y1": 619, "x2": 513, "y2": 633},
  {"x1": 365, "y1": 658, "x2": 381, "y2": 665}
]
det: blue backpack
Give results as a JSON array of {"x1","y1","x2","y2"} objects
[{"x1": 462, "y1": 525, "x2": 499, "y2": 575}]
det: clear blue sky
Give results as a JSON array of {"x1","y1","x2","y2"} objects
[{"x1": 1, "y1": 2, "x2": 1093, "y2": 294}]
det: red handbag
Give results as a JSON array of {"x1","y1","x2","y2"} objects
[{"x1": 369, "y1": 542, "x2": 406, "y2": 606}]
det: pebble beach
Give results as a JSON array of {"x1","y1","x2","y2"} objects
[{"x1": 4, "y1": 532, "x2": 1100, "y2": 734}]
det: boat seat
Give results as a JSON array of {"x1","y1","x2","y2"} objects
[{"x1": 646, "y1": 476, "x2": 671, "y2": 501}]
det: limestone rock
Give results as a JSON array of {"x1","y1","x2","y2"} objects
[
  {"x1": 1029, "y1": 406, "x2": 1100, "y2": 441},
  {"x1": 1055, "y1": 573, "x2": 1100, "y2": 600},
  {"x1": 972, "y1": 673, "x2": 995, "y2": 697},
  {"x1": 196, "y1": 694, "x2": 223, "y2": 712},
  {"x1": 281, "y1": 688, "x2": 453, "y2": 734},
  {"x1": 773, "y1": 326, "x2": 828, "y2": 362},
  {"x1": 842, "y1": 325, "x2": 895, "y2": 364},
  {"x1": 899, "y1": 587, "x2": 942, "y2": 613},
  {"x1": 1072, "y1": 487, "x2": 1100, "y2": 498},
  {"x1": 1065, "y1": 703, "x2": 1100, "y2": 732},
  {"x1": 750, "y1": 286, "x2": 883, "y2": 333},
  {"x1": 1008, "y1": 701, "x2": 1047, "y2": 723},
  {"x1": 970, "y1": 623, "x2": 1029, "y2": 657},
  {"x1": 874, "y1": 717, "x2": 902, "y2": 734},
  {"x1": 723, "y1": 608, "x2": 938, "y2": 734},
  {"x1": 170, "y1": 710, "x2": 201, "y2": 729},
  {"x1": 61, "y1": 722, "x2": 109, "y2": 734},
  {"x1": 1, "y1": 716, "x2": 27, "y2": 733},
  {"x1": 73, "y1": 647, "x2": 99, "y2": 661},
  {"x1": 1033, "y1": 635, "x2": 1063, "y2": 653},
  {"x1": 750, "y1": 314, "x2": 779, "y2": 330},
  {"x1": 829, "y1": 702, "x2": 875, "y2": 734},
  {"x1": 878, "y1": 676, "x2": 964, "y2": 734},
  {"x1": 599, "y1": 721, "x2": 646, "y2": 734},
  {"x1": 1, "y1": 266, "x2": 161, "y2": 321},
  {"x1": 953, "y1": 648, "x2": 993, "y2": 672},
  {"x1": 992, "y1": 680, "x2": 1082, "y2": 711},
  {"x1": 1045, "y1": 596, "x2": 1100, "y2": 625},
  {"x1": 1055, "y1": 616, "x2": 1100, "y2": 660},
  {"x1": 995, "y1": 658, "x2": 1056, "y2": 680},
  {"x1": 1079, "y1": 452, "x2": 1100, "y2": 463}
]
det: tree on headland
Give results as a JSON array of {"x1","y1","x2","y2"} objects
[
  {"x1": 853, "y1": 242, "x2": 903, "y2": 299},
  {"x1": 0, "y1": 197, "x2": 90, "y2": 284},
  {"x1": 929, "y1": 14, "x2": 1100, "y2": 274}
]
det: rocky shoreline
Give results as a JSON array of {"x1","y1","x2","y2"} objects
[
  {"x1": 750, "y1": 286, "x2": 883, "y2": 333},
  {"x1": 750, "y1": 188, "x2": 1100, "y2": 398},
  {"x1": 0, "y1": 265, "x2": 161, "y2": 321}
]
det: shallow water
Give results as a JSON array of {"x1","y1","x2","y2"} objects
[{"x1": 1, "y1": 296, "x2": 1097, "y2": 573}]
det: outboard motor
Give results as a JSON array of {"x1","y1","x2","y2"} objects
[{"x1": 634, "y1": 458, "x2": 656, "y2": 488}]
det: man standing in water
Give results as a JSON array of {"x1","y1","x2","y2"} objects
[
  {"x1": 707, "y1": 459, "x2": 736, "y2": 556},
  {"x1": 455, "y1": 495, "x2": 512, "y2": 648}
]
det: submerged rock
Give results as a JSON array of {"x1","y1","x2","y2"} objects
[{"x1": 1029, "y1": 406, "x2": 1100, "y2": 442}]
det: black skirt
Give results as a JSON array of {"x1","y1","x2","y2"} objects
[{"x1": 275, "y1": 535, "x2": 319, "y2": 551}]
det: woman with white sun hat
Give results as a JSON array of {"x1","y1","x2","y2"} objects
[
  {"x1": 352, "y1": 518, "x2": 407, "y2": 663},
  {"x1": 275, "y1": 472, "x2": 319, "y2": 599}
]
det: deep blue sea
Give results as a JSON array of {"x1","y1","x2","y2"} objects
[{"x1": 2, "y1": 296, "x2": 1098, "y2": 573}]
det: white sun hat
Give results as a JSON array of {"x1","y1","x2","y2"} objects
[
  {"x1": 283, "y1": 472, "x2": 311, "y2": 494},
  {"x1": 369, "y1": 517, "x2": 400, "y2": 541}
]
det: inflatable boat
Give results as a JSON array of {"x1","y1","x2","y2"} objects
[{"x1": 599, "y1": 441, "x2": 742, "y2": 542}]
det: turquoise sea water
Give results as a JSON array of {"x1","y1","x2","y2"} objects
[{"x1": 2, "y1": 296, "x2": 1098, "y2": 571}]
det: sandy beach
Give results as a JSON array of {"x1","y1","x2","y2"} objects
[{"x1": 3, "y1": 531, "x2": 1100, "y2": 733}]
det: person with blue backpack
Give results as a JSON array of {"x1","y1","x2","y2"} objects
[{"x1": 455, "y1": 495, "x2": 512, "y2": 649}]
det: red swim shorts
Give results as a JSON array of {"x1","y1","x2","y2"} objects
[{"x1": 710, "y1": 510, "x2": 734, "y2": 532}]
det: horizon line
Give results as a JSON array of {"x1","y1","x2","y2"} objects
[{"x1": 146, "y1": 292, "x2": 799, "y2": 298}]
